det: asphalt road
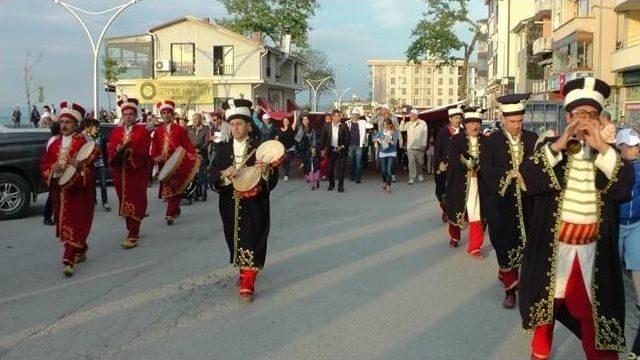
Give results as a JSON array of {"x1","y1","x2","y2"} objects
[{"x1": 0, "y1": 172, "x2": 637, "y2": 359}]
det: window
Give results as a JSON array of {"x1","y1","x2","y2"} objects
[
  {"x1": 449, "y1": 67, "x2": 454, "y2": 75},
  {"x1": 438, "y1": 67, "x2": 443, "y2": 75},
  {"x1": 438, "y1": 78, "x2": 443, "y2": 85},
  {"x1": 438, "y1": 88, "x2": 443, "y2": 96},
  {"x1": 414, "y1": 67, "x2": 420, "y2": 75},
  {"x1": 427, "y1": 67, "x2": 432, "y2": 75},
  {"x1": 171, "y1": 43, "x2": 195, "y2": 76},
  {"x1": 437, "y1": 99, "x2": 443, "y2": 106},
  {"x1": 449, "y1": 78, "x2": 454, "y2": 85},
  {"x1": 414, "y1": 88, "x2": 419, "y2": 95},
  {"x1": 294, "y1": 62, "x2": 298, "y2": 83},
  {"x1": 426, "y1": 78, "x2": 431, "y2": 85},
  {"x1": 413, "y1": 78, "x2": 419, "y2": 85},
  {"x1": 426, "y1": 88, "x2": 431, "y2": 95},
  {"x1": 449, "y1": 88, "x2": 454, "y2": 96},
  {"x1": 401, "y1": 77, "x2": 407, "y2": 85},
  {"x1": 402, "y1": 67, "x2": 406, "y2": 73},
  {"x1": 266, "y1": 52, "x2": 272, "y2": 77},
  {"x1": 576, "y1": 0, "x2": 589, "y2": 17},
  {"x1": 426, "y1": 99, "x2": 432, "y2": 107},
  {"x1": 390, "y1": 66, "x2": 396, "y2": 74},
  {"x1": 390, "y1": 88, "x2": 396, "y2": 95},
  {"x1": 390, "y1": 77, "x2": 396, "y2": 85},
  {"x1": 268, "y1": 89, "x2": 284, "y2": 110},
  {"x1": 213, "y1": 45, "x2": 234, "y2": 75},
  {"x1": 401, "y1": 88, "x2": 407, "y2": 95}
]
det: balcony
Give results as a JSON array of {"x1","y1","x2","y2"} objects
[
  {"x1": 535, "y1": 0, "x2": 551, "y2": 17},
  {"x1": 213, "y1": 64, "x2": 234, "y2": 76},
  {"x1": 533, "y1": 37, "x2": 552, "y2": 55},
  {"x1": 553, "y1": 18, "x2": 595, "y2": 42},
  {"x1": 612, "y1": 36, "x2": 640, "y2": 72}
]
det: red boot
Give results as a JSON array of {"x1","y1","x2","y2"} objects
[{"x1": 239, "y1": 269, "x2": 257, "y2": 302}]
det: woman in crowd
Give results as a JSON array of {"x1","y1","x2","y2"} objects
[
  {"x1": 276, "y1": 116, "x2": 297, "y2": 182},
  {"x1": 296, "y1": 113, "x2": 320, "y2": 190},
  {"x1": 373, "y1": 119, "x2": 398, "y2": 194}
]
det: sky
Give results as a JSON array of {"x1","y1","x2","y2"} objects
[{"x1": 0, "y1": 0, "x2": 486, "y2": 113}]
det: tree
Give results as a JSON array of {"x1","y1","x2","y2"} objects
[
  {"x1": 23, "y1": 52, "x2": 43, "y2": 112},
  {"x1": 406, "y1": 0, "x2": 484, "y2": 100},
  {"x1": 296, "y1": 47, "x2": 335, "y2": 109},
  {"x1": 103, "y1": 57, "x2": 126, "y2": 112},
  {"x1": 218, "y1": 0, "x2": 320, "y2": 48}
]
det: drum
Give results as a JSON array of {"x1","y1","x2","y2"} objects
[
  {"x1": 157, "y1": 146, "x2": 200, "y2": 199},
  {"x1": 256, "y1": 140, "x2": 285, "y2": 167},
  {"x1": 58, "y1": 141, "x2": 96, "y2": 187},
  {"x1": 58, "y1": 165, "x2": 77, "y2": 188},
  {"x1": 232, "y1": 166, "x2": 262, "y2": 198},
  {"x1": 158, "y1": 147, "x2": 185, "y2": 182}
]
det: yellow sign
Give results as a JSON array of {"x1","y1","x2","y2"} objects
[{"x1": 136, "y1": 80, "x2": 214, "y2": 104}]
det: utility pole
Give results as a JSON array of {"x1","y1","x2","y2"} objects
[{"x1": 52, "y1": 0, "x2": 139, "y2": 118}]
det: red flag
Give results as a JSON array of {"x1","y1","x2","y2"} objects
[
  {"x1": 286, "y1": 99, "x2": 299, "y2": 113},
  {"x1": 257, "y1": 97, "x2": 291, "y2": 121}
]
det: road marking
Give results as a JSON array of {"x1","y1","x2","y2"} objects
[{"x1": 0, "y1": 261, "x2": 155, "y2": 306}]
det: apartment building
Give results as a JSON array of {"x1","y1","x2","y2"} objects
[
  {"x1": 485, "y1": 0, "x2": 535, "y2": 121},
  {"x1": 367, "y1": 59, "x2": 463, "y2": 109},
  {"x1": 104, "y1": 16, "x2": 305, "y2": 114},
  {"x1": 612, "y1": 0, "x2": 640, "y2": 123}
]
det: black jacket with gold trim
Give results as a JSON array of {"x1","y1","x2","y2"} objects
[{"x1": 518, "y1": 138, "x2": 633, "y2": 352}]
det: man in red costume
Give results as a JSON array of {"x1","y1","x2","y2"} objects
[
  {"x1": 150, "y1": 100, "x2": 198, "y2": 225},
  {"x1": 107, "y1": 98, "x2": 151, "y2": 249},
  {"x1": 40, "y1": 101, "x2": 96, "y2": 277}
]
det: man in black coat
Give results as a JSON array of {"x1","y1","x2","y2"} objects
[
  {"x1": 320, "y1": 109, "x2": 350, "y2": 192},
  {"x1": 480, "y1": 93, "x2": 538, "y2": 309},
  {"x1": 209, "y1": 99, "x2": 278, "y2": 303},
  {"x1": 434, "y1": 106, "x2": 464, "y2": 223}
]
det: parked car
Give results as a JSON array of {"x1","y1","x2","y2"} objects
[{"x1": 0, "y1": 125, "x2": 50, "y2": 220}]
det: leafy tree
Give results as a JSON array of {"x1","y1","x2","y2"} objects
[
  {"x1": 218, "y1": 0, "x2": 319, "y2": 48},
  {"x1": 406, "y1": 0, "x2": 484, "y2": 100},
  {"x1": 103, "y1": 57, "x2": 126, "y2": 85}
]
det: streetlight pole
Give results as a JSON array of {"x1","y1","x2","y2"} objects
[
  {"x1": 328, "y1": 87, "x2": 352, "y2": 111},
  {"x1": 52, "y1": 0, "x2": 139, "y2": 118},
  {"x1": 305, "y1": 76, "x2": 332, "y2": 112}
]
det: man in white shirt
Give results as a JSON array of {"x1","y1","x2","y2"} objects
[
  {"x1": 347, "y1": 108, "x2": 374, "y2": 183},
  {"x1": 400, "y1": 108, "x2": 428, "y2": 184}
]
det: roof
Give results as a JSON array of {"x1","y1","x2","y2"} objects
[{"x1": 511, "y1": 16, "x2": 535, "y2": 33}]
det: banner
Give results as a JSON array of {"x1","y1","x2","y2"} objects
[{"x1": 136, "y1": 80, "x2": 214, "y2": 104}]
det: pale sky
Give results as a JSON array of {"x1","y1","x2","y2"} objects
[{"x1": 0, "y1": 0, "x2": 486, "y2": 112}]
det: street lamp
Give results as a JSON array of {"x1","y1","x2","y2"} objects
[
  {"x1": 52, "y1": 0, "x2": 139, "y2": 117},
  {"x1": 328, "y1": 87, "x2": 352, "y2": 111},
  {"x1": 305, "y1": 76, "x2": 332, "y2": 112}
]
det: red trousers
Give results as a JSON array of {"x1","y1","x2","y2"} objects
[
  {"x1": 166, "y1": 195, "x2": 181, "y2": 218},
  {"x1": 449, "y1": 221, "x2": 483, "y2": 253},
  {"x1": 63, "y1": 243, "x2": 88, "y2": 266},
  {"x1": 531, "y1": 256, "x2": 618, "y2": 359},
  {"x1": 126, "y1": 217, "x2": 141, "y2": 240}
]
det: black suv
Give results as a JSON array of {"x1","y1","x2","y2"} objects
[{"x1": 0, "y1": 125, "x2": 50, "y2": 219}]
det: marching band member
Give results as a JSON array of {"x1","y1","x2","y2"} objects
[
  {"x1": 39, "y1": 102, "x2": 96, "y2": 277},
  {"x1": 209, "y1": 99, "x2": 279, "y2": 302},
  {"x1": 434, "y1": 105, "x2": 464, "y2": 225},
  {"x1": 149, "y1": 100, "x2": 197, "y2": 225},
  {"x1": 519, "y1": 77, "x2": 632, "y2": 359},
  {"x1": 480, "y1": 93, "x2": 537, "y2": 309},
  {"x1": 445, "y1": 107, "x2": 486, "y2": 258},
  {"x1": 107, "y1": 98, "x2": 151, "y2": 249}
]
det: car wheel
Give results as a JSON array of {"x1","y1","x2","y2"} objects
[{"x1": 0, "y1": 173, "x2": 31, "y2": 220}]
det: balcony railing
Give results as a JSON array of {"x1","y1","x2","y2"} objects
[
  {"x1": 616, "y1": 34, "x2": 640, "y2": 50},
  {"x1": 533, "y1": 37, "x2": 552, "y2": 55},
  {"x1": 214, "y1": 64, "x2": 234, "y2": 76}
]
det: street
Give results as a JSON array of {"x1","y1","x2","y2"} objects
[{"x1": 0, "y1": 175, "x2": 637, "y2": 360}]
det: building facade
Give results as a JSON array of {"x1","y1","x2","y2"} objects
[
  {"x1": 613, "y1": 0, "x2": 640, "y2": 125},
  {"x1": 105, "y1": 16, "x2": 305, "y2": 115},
  {"x1": 367, "y1": 59, "x2": 464, "y2": 109},
  {"x1": 485, "y1": 0, "x2": 535, "y2": 121}
]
